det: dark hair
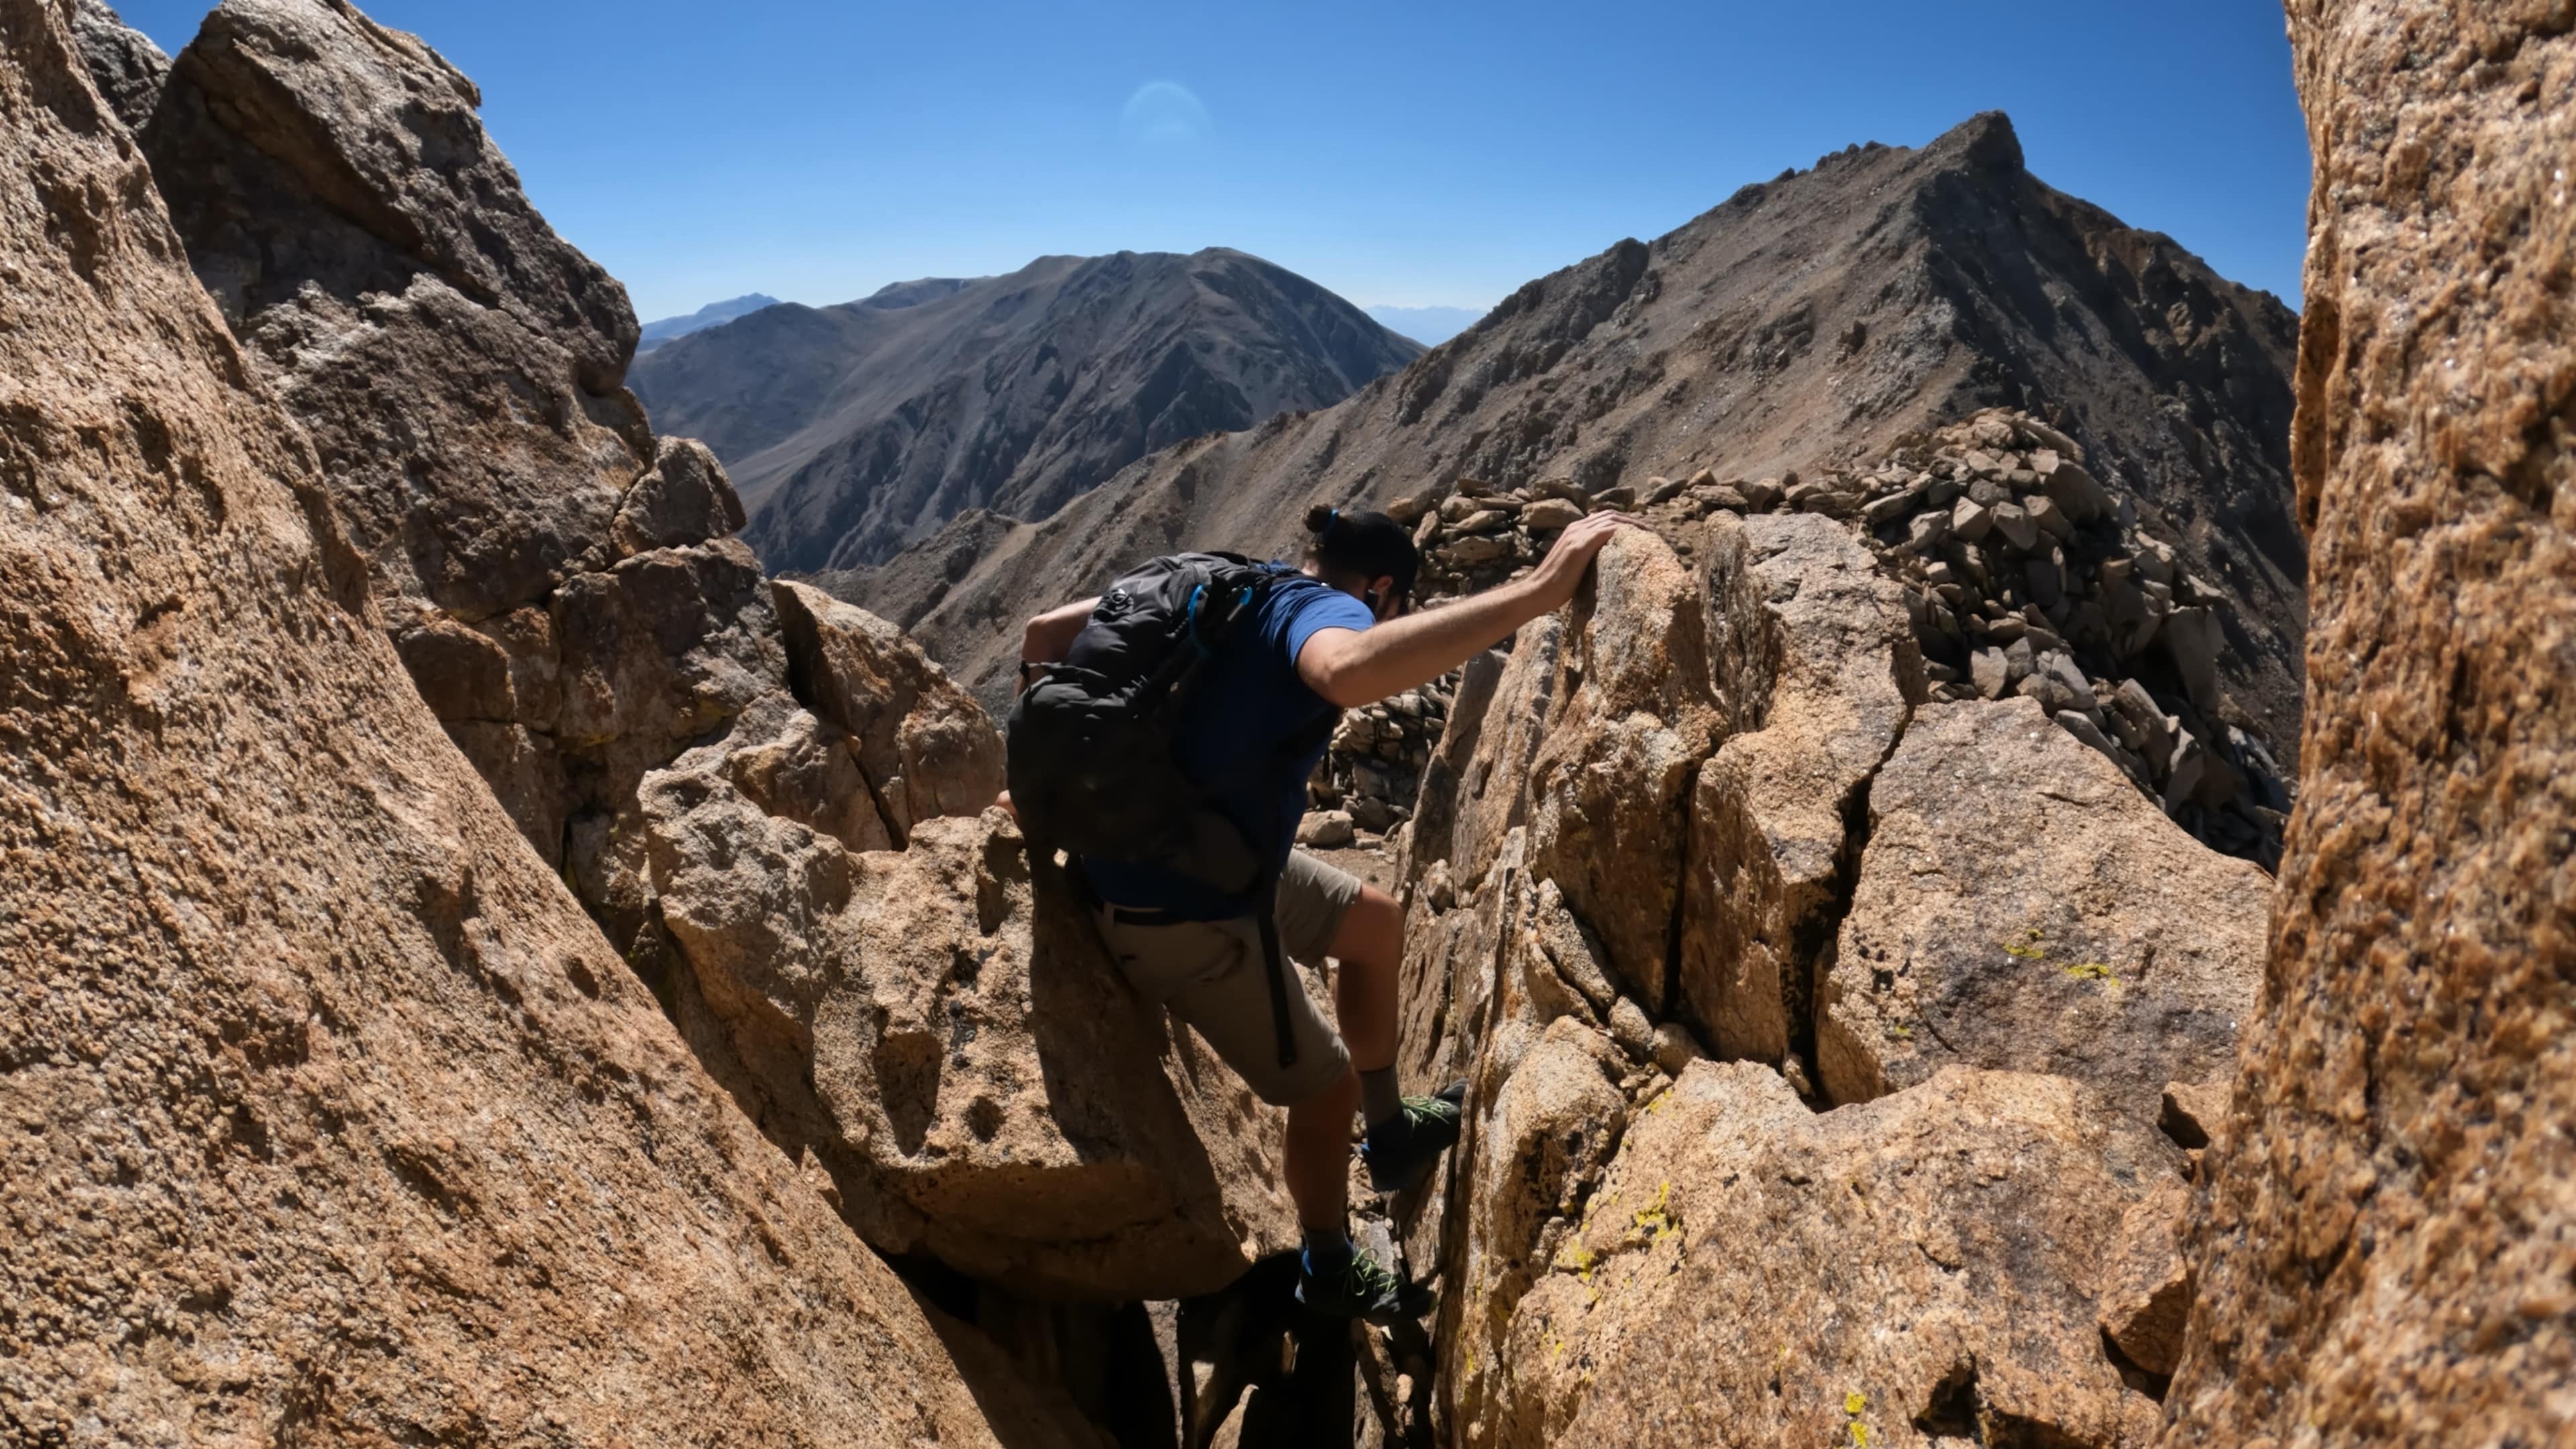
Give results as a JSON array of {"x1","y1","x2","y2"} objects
[{"x1": 1304, "y1": 504, "x2": 1419, "y2": 610}]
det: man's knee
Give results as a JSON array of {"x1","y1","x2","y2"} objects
[
  {"x1": 1331, "y1": 884, "x2": 1403, "y2": 967},
  {"x1": 1291, "y1": 1066, "x2": 1360, "y2": 1114}
]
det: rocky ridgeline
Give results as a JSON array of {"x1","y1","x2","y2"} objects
[
  {"x1": 30, "y1": 1, "x2": 1301, "y2": 1442},
  {"x1": 21, "y1": 1, "x2": 2567, "y2": 1445},
  {"x1": 127, "y1": 0, "x2": 1296, "y2": 1305},
  {"x1": 5, "y1": 3, "x2": 1133, "y2": 1444},
  {"x1": 1368, "y1": 411, "x2": 2292, "y2": 870}
]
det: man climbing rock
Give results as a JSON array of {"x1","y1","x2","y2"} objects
[{"x1": 1009, "y1": 501, "x2": 1638, "y2": 1320}]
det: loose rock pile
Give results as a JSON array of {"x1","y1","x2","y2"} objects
[
  {"x1": 1856, "y1": 410, "x2": 2290, "y2": 865},
  {"x1": 1625, "y1": 409, "x2": 2293, "y2": 867},
  {"x1": 1320, "y1": 414, "x2": 2290, "y2": 869},
  {"x1": 1387, "y1": 478, "x2": 1625, "y2": 597}
]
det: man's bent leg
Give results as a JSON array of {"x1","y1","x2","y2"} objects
[
  {"x1": 1095, "y1": 872, "x2": 1430, "y2": 1322},
  {"x1": 1278, "y1": 855, "x2": 1407, "y2": 1126},
  {"x1": 1289, "y1": 865, "x2": 1464, "y2": 1197},
  {"x1": 1285, "y1": 1065, "x2": 1426, "y2": 1322}
]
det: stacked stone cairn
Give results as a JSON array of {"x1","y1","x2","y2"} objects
[{"x1": 1302, "y1": 680, "x2": 1454, "y2": 845}]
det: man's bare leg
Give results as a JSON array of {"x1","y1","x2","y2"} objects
[
  {"x1": 1286, "y1": 1070, "x2": 1360, "y2": 1230},
  {"x1": 1323, "y1": 882, "x2": 1462, "y2": 1197}
]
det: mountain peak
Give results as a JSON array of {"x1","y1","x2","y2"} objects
[{"x1": 1923, "y1": 109, "x2": 2025, "y2": 176}]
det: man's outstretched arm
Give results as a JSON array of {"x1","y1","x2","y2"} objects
[{"x1": 1295, "y1": 512, "x2": 1640, "y2": 708}]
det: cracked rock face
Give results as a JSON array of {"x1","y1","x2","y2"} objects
[
  {"x1": 775, "y1": 580, "x2": 1008, "y2": 842},
  {"x1": 1816, "y1": 697, "x2": 2266, "y2": 1122},
  {"x1": 2169, "y1": 4, "x2": 2576, "y2": 1443},
  {"x1": 1407, "y1": 623, "x2": 1562, "y2": 901},
  {"x1": 1680, "y1": 511, "x2": 1923, "y2": 1065},
  {"x1": 643, "y1": 796, "x2": 1300, "y2": 1299},
  {"x1": 635, "y1": 668, "x2": 1293, "y2": 1299},
  {"x1": 1522, "y1": 529, "x2": 1723, "y2": 1011},
  {"x1": 0, "y1": 7, "x2": 1099, "y2": 1442},
  {"x1": 51, "y1": 0, "x2": 1293, "y2": 1421}
]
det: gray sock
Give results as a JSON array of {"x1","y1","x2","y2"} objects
[{"x1": 1359, "y1": 1066, "x2": 1403, "y2": 1128}]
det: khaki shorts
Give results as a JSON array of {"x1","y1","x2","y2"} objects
[{"x1": 1093, "y1": 851, "x2": 1361, "y2": 1106}]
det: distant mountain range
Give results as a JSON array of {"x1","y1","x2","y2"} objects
[
  {"x1": 630, "y1": 250, "x2": 1421, "y2": 573},
  {"x1": 637, "y1": 293, "x2": 780, "y2": 351},
  {"x1": 1366, "y1": 305, "x2": 1486, "y2": 347},
  {"x1": 834, "y1": 114, "x2": 2308, "y2": 759}
]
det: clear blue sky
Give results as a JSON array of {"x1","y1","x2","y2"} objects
[{"x1": 117, "y1": 1, "x2": 2312, "y2": 324}]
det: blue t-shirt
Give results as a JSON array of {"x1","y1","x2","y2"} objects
[{"x1": 1083, "y1": 565, "x2": 1375, "y2": 918}]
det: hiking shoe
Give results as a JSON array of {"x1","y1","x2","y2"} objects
[
  {"x1": 1296, "y1": 1246, "x2": 1432, "y2": 1323},
  {"x1": 1359, "y1": 1079, "x2": 1467, "y2": 1194}
]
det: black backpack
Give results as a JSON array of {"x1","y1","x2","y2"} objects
[{"x1": 1007, "y1": 551, "x2": 1332, "y2": 1068}]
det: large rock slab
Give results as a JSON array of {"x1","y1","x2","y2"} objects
[
  {"x1": 1398, "y1": 828, "x2": 1666, "y2": 1275},
  {"x1": 68, "y1": 0, "x2": 165, "y2": 129},
  {"x1": 641, "y1": 753, "x2": 1299, "y2": 1299},
  {"x1": 1385, "y1": 534, "x2": 1723, "y2": 1300},
  {"x1": 142, "y1": 0, "x2": 649, "y2": 619},
  {"x1": 549, "y1": 535, "x2": 786, "y2": 784},
  {"x1": 1523, "y1": 530, "x2": 1723, "y2": 1009},
  {"x1": 1817, "y1": 698, "x2": 2265, "y2": 1120},
  {"x1": 1448, "y1": 1063, "x2": 2174, "y2": 1448},
  {"x1": 145, "y1": 0, "x2": 637, "y2": 392},
  {"x1": 2169, "y1": 5, "x2": 2576, "y2": 1442},
  {"x1": 1679, "y1": 511, "x2": 1922, "y2": 1064},
  {"x1": 0, "y1": 10, "x2": 1086, "y2": 1442},
  {"x1": 775, "y1": 579, "x2": 1006, "y2": 841},
  {"x1": 1405, "y1": 624, "x2": 1562, "y2": 900}
]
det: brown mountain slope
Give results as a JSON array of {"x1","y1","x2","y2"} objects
[
  {"x1": 833, "y1": 112, "x2": 2306, "y2": 756},
  {"x1": 631, "y1": 249, "x2": 1423, "y2": 573}
]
